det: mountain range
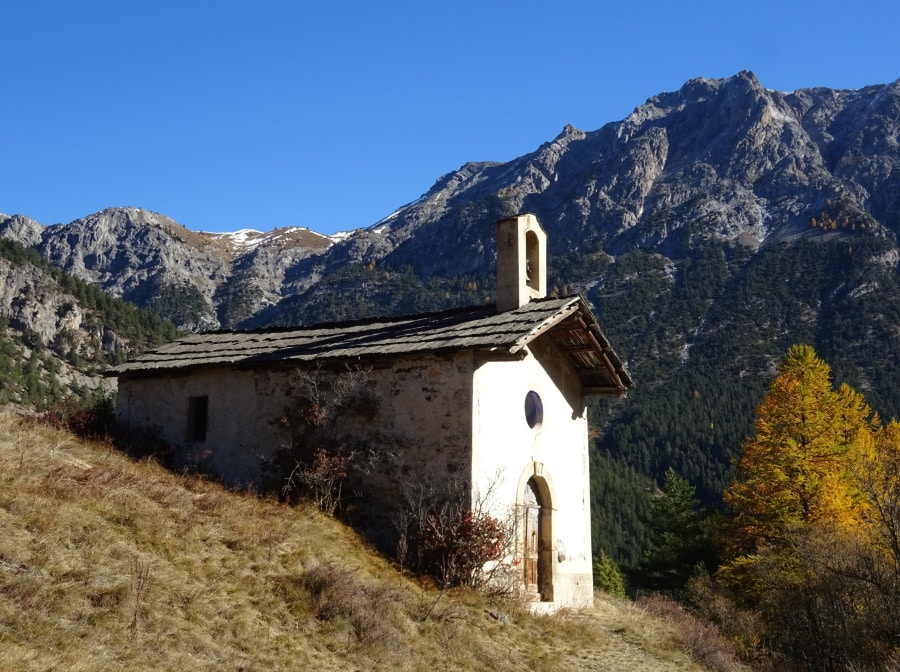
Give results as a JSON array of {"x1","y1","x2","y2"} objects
[{"x1": 3, "y1": 70, "x2": 899, "y2": 564}]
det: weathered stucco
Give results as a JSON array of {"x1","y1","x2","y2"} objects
[
  {"x1": 117, "y1": 367, "x2": 271, "y2": 484},
  {"x1": 117, "y1": 353, "x2": 476, "y2": 489}
]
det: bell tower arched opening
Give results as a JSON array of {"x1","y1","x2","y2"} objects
[{"x1": 525, "y1": 229, "x2": 541, "y2": 294}]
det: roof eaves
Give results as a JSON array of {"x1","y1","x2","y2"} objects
[{"x1": 508, "y1": 297, "x2": 582, "y2": 355}]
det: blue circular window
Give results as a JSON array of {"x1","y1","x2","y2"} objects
[{"x1": 524, "y1": 391, "x2": 543, "y2": 429}]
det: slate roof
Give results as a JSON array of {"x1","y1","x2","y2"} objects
[{"x1": 112, "y1": 295, "x2": 634, "y2": 395}]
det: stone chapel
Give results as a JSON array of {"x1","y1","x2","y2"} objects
[{"x1": 112, "y1": 214, "x2": 633, "y2": 609}]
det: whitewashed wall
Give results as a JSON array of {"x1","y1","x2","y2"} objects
[{"x1": 471, "y1": 335, "x2": 594, "y2": 609}]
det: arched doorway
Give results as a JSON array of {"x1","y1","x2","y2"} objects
[{"x1": 523, "y1": 477, "x2": 552, "y2": 601}]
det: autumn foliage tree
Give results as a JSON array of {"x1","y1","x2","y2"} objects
[
  {"x1": 721, "y1": 344, "x2": 876, "y2": 562},
  {"x1": 713, "y1": 344, "x2": 900, "y2": 669},
  {"x1": 857, "y1": 419, "x2": 900, "y2": 569}
]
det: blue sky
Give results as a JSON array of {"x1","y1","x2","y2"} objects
[{"x1": 2, "y1": 1, "x2": 898, "y2": 235}]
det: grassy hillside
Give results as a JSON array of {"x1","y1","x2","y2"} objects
[{"x1": 0, "y1": 411, "x2": 743, "y2": 672}]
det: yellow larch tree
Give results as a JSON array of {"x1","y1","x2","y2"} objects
[
  {"x1": 721, "y1": 344, "x2": 877, "y2": 562},
  {"x1": 712, "y1": 345, "x2": 900, "y2": 668},
  {"x1": 853, "y1": 418, "x2": 900, "y2": 566}
]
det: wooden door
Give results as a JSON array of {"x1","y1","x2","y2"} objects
[
  {"x1": 524, "y1": 480, "x2": 541, "y2": 599},
  {"x1": 525, "y1": 504, "x2": 539, "y2": 593}
]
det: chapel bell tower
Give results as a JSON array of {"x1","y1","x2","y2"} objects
[{"x1": 495, "y1": 214, "x2": 547, "y2": 312}]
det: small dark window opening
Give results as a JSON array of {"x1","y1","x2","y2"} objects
[
  {"x1": 525, "y1": 391, "x2": 543, "y2": 429},
  {"x1": 187, "y1": 396, "x2": 209, "y2": 441}
]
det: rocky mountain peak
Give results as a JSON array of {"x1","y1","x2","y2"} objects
[{"x1": 0, "y1": 214, "x2": 44, "y2": 247}]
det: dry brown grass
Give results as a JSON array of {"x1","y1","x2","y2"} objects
[{"x1": 0, "y1": 410, "x2": 740, "y2": 671}]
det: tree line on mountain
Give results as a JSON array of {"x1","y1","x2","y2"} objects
[
  {"x1": 270, "y1": 262, "x2": 495, "y2": 327},
  {"x1": 0, "y1": 322, "x2": 66, "y2": 409}
]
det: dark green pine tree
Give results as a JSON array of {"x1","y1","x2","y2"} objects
[{"x1": 634, "y1": 468, "x2": 715, "y2": 594}]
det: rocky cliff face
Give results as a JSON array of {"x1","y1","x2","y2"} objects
[
  {"x1": 0, "y1": 254, "x2": 123, "y2": 400},
  {"x1": 260, "y1": 71, "x2": 899, "y2": 329},
  {"x1": 0, "y1": 257, "x2": 84, "y2": 347}
]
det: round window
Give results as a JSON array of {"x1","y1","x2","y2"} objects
[{"x1": 524, "y1": 391, "x2": 543, "y2": 429}]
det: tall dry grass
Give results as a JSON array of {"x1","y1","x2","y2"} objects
[{"x1": 0, "y1": 410, "x2": 742, "y2": 671}]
